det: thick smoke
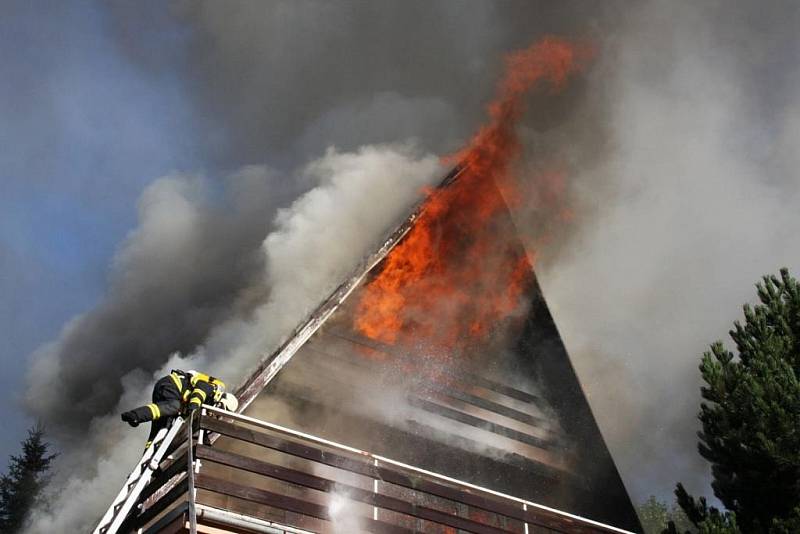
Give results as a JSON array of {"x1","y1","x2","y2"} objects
[
  {"x1": 25, "y1": 144, "x2": 440, "y2": 532},
  {"x1": 115, "y1": 0, "x2": 618, "y2": 168},
  {"x1": 198, "y1": 144, "x2": 441, "y2": 382},
  {"x1": 26, "y1": 169, "x2": 283, "y2": 444},
  {"x1": 540, "y1": 0, "x2": 800, "y2": 500},
  {"x1": 20, "y1": 0, "x2": 800, "y2": 530}
]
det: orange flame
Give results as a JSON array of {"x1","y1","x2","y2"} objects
[{"x1": 354, "y1": 37, "x2": 589, "y2": 352}]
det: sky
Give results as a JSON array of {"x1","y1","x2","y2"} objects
[
  {"x1": 0, "y1": 1, "x2": 198, "y2": 459},
  {"x1": 1, "y1": 1, "x2": 800, "y2": 531}
]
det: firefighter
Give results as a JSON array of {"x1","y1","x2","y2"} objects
[{"x1": 121, "y1": 369, "x2": 238, "y2": 448}]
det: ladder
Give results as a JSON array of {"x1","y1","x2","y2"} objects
[{"x1": 92, "y1": 417, "x2": 186, "y2": 534}]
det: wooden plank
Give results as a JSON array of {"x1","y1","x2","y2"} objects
[
  {"x1": 138, "y1": 455, "x2": 187, "y2": 505},
  {"x1": 323, "y1": 329, "x2": 543, "y2": 407},
  {"x1": 425, "y1": 384, "x2": 547, "y2": 428},
  {"x1": 200, "y1": 417, "x2": 606, "y2": 533},
  {"x1": 232, "y1": 165, "x2": 466, "y2": 413},
  {"x1": 157, "y1": 512, "x2": 188, "y2": 534},
  {"x1": 407, "y1": 396, "x2": 555, "y2": 450},
  {"x1": 197, "y1": 445, "x2": 515, "y2": 534},
  {"x1": 254, "y1": 384, "x2": 564, "y2": 482},
  {"x1": 164, "y1": 435, "x2": 188, "y2": 458},
  {"x1": 468, "y1": 374, "x2": 541, "y2": 406},
  {"x1": 141, "y1": 503, "x2": 188, "y2": 534},
  {"x1": 294, "y1": 341, "x2": 551, "y2": 434},
  {"x1": 194, "y1": 473, "x2": 412, "y2": 534},
  {"x1": 126, "y1": 478, "x2": 188, "y2": 532}
]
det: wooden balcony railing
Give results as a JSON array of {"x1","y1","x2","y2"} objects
[{"x1": 121, "y1": 406, "x2": 636, "y2": 534}]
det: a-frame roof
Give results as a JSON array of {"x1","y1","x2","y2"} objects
[{"x1": 232, "y1": 164, "x2": 641, "y2": 532}]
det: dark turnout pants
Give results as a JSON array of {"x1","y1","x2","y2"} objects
[{"x1": 146, "y1": 375, "x2": 183, "y2": 446}]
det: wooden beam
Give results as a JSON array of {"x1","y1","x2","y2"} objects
[
  {"x1": 194, "y1": 473, "x2": 412, "y2": 534},
  {"x1": 141, "y1": 503, "x2": 188, "y2": 534},
  {"x1": 197, "y1": 445, "x2": 515, "y2": 534},
  {"x1": 406, "y1": 396, "x2": 555, "y2": 450},
  {"x1": 201, "y1": 417, "x2": 608, "y2": 533},
  {"x1": 125, "y1": 478, "x2": 188, "y2": 532},
  {"x1": 138, "y1": 455, "x2": 187, "y2": 506},
  {"x1": 232, "y1": 164, "x2": 467, "y2": 413}
]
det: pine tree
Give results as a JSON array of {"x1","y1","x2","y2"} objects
[
  {"x1": 639, "y1": 496, "x2": 670, "y2": 534},
  {"x1": 638, "y1": 496, "x2": 695, "y2": 534},
  {"x1": 0, "y1": 425, "x2": 57, "y2": 533},
  {"x1": 674, "y1": 268, "x2": 800, "y2": 534}
]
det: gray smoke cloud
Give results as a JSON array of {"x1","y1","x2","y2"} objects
[
  {"x1": 142, "y1": 0, "x2": 620, "y2": 167},
  {"x1": 20, "y1": 0, "x2": 800, "y2": 530},
  {"x1": 25, "y1": 143, "x2": 441, "y2": 532},
  {"x1": 28, "y1": 0, "x2": 616, "y2": 440},
  {"x1": 540, "y1": 0, "x2": 800, "y2": 501},
  {"x1": 25, "y1": 167, "x2": 285, "y2": 445}
]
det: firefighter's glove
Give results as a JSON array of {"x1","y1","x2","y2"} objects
[
  {"x1": 121, "y1": 410, "x2": 140, "y2": 427},
  {"x1": 187, "y1": 401, "x2": 201, "y2": 413}
]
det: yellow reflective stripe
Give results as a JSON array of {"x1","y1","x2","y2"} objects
[
  {"x1": 191, "y1": 372, "x2": 210, "y2": 386},
  {"x1": 147, "y1": 403, "x2": 160, "y2": 420},
  {"x1": 189, "y1": 397, "x2": 202, "y2": 406},
  {"x1": 182, "y1": 389, "x2": 191, "y2": 401},
  {"x1": 169, "y1": 372, "x2": 183, "y2": 392},
  {"x1": 194, "y1": 389, "x2": 207, "y2": 401}
]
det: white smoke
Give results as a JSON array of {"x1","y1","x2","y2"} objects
[
  {"x1": 23, "y1": 143, "x2": 441, "y2": 533},
  {"x1": 200, "y1": 143, "x2": 442, "y2": 384},
  {"x1": 20, "y1": 2, "x2": 800, "y2": 527},
  {"x1": 24, "y1": 168, "x2": 282, "y2": 443},
  {"x1": 538, "y1": 0, "x2": 800, "y2": 501},
  {"x1": 327, "y1": 490, "x2": 364, "y2": 533}
]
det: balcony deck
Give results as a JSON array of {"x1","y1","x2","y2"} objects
[{"x1": 123, "y1": 406, "x2": 635, "y2": 534}]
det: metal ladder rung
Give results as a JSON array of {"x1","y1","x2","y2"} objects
[{"x1": 91, "y1": 418, "x2": 185, "y2": 534}]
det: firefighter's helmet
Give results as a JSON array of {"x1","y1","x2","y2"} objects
[{"x1": 218, "y1": 393, "x2": 238, "y2": 413}]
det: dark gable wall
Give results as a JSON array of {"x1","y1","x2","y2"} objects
[{"x1": 246, "y1": 177, "x2": 641, "y2": 532}]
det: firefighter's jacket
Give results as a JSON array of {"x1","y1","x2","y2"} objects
[{"x1": 131, "y1": 370, "x2": 226, "y2": 424}]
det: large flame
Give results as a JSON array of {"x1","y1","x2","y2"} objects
[{"x1": 354, "y1": 37, "x2": 588, "y2": 353}]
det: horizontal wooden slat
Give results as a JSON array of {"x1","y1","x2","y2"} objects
[
  {"x1": 323, "y1": 329, "x2": 543, "y2": 406},
  {"x1": 260, "y1": 385, "x2": 565, "y2": 481},
  {"x1": 141, "y1": 503, "x2": 187, "y2": 534},
  {"x1": 194, "y1": 473, "x2": 412, "y2": 534},
  {"x1": 468, "y1": 374, "x2": 541, "y2": 406},
  {"x1": 296, "y1": 343, "x2": 553, "y2": 439},
  {"x1": 138, "y1": 454, "x2": 187, "y2": 506},
  {"x1": 200, "y1": 416, "x2": 608, "y2": 533},
  {"x1": 124, "y1": 477, "x2": 188, "y2": 532},
  {"x1": 428, "y1": 383, "x2": 547, "y2": 427},
  {"x1": 407, "y1": 396, "x2": 555, "y2": 449},
  {"x1": 197, "y1": 445, "x2": 515, "y2": 534}
]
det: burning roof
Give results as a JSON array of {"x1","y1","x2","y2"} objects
[{"x1": 230, "y1": 37, "x2": 640, "y2": 531}]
